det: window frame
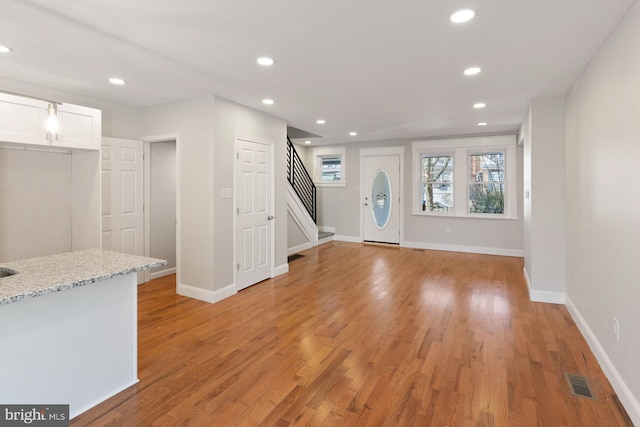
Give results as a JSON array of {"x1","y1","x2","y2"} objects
[
  {"x1": 418, "y1": 152, "x2": 455, "y2": 215},
  {"x1": 312, "y1": 146, "x2": 346, "y2": 187},
  {"x1": 467, "y1": 149, "x2": 507, "y2": 217},
  {"x1": 411, "y1": 135, "x2": 517, "y2": 219}
]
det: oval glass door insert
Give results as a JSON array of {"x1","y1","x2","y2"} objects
[{"x1": 372, "y1": 169, "x2": 392, "y2": 229}]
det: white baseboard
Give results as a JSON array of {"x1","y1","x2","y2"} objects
[
  {"x1": 318, "y1": 226, "x2": 336, "y2": 233},
  {"x1": 523, "y1": 267, "x2": 566, "y2": 304},
  {"x1": 288, "y1": 242, "x2": 314, "y2": 256},
  {"x1": 566, "y1": 296, "x2": 640, "y2": 426},
  {"x1": 318, "y1": 235, "x2": 334, "y2": 245},
  {"x1": 149, "y1": 267, "x2": 176, "y2": 280},
  {"x1": 274, "y1": 263, "x2": 289, "y2": 277},
  {"x1": 177, "y1": 283, "x2": 236, "y2": 304},
  {"x1": 334, "y1": 235, "x2": 361, "y2": 243},
  {"x1": 403, "y1": 240, "x2": 525, "y2": 257}
]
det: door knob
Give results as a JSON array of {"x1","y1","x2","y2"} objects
[{"x1": 267, "y1": 215, "x2": 274, "y2": 220}]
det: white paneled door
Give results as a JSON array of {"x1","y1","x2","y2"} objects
[
  {"x1": 363, "y1": 155, "x2": 401, "y2": 244},
  {"x1": 102, "y1": 138, "x2": 144, "y2": 281},
  {"x1": 236, "y1": 138, "x2": 273, "y2": 291}
]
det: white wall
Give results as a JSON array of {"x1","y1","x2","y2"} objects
[
  {"x1": 0, "y1": 149, "x2": 72, "y2": 262},
  {"x1": 149, "y1": 140, "x2": 177, "y2": 274},
  {"x1": 314, "y1": 138, "x2": 524, "y2": 254},
  {"x1": 139, "y1": 97, "x2": 216, "y2": 293},
  {"x1": 564, "y1": 2, "x2": 640, "y2": 423},
  {"x1": 213, "y1": 96, "x2": 288, "y2": 283},
  {"x1": 521, "y1": 96, "x2": 567, "y2": 302}
]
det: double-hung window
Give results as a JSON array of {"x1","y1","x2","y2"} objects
[
  {"x1": 420, "y1": 154, "x2": 453, "y2": 213},
  {"x1": 468, "y1": 151, "x2": 505, "y2": 214},
  {"x1": 412, "y1": 135, "x2": 517, "y2": 218}
]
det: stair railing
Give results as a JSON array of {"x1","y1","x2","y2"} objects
[{"x1": 287, "y1": 137, "x2": 316, "y2": 223}]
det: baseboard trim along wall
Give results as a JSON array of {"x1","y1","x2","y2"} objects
[
  {"x1": 334, "y1": 235, "x2": 361, "y2": 243},
  {"x1": 318, "y1": 226, "x2": 336, "y2": 233},
  {"x1": 566, "y1": 296, "x2": 640, "y2": 426},
  {"x1": 177, "y1": 283, "x2": 236, "y2": 304},
  {"x1": 404, "y1": 240, "x2": 525, "y2": 257},
  {"x1": 523, "y1": 267, "x2": 566, "y2": 304},
  {"x1": 288, "y1": 242, "x2": 314, "y2": 256},
  {"x1": 274, "y1": 263, "x2": 289, "y2": 277},
  {"x1": 150, "y1": 267, "x2": 177, "y2": 281}
]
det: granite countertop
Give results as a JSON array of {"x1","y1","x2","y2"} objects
[{"x1": 0, "y1": 249, "x2": 166, "y2": 306}]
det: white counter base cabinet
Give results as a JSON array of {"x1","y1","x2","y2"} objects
[{"x1": 0, "y1": 272, "x2": 137, "y2": 419}]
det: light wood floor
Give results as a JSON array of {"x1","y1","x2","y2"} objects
[{"x1": 71, "y1": 242, "x2": 632, "y2": 426}]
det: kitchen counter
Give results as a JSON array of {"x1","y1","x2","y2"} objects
[
  {"x1": 0, "y1": 249, "x2": 166, "y2": 418},
  {"x1": 0, "y1": 248, "x2": 165, "y2": 305}
]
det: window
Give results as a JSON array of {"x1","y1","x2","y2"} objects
[
  {"x1": 312, "y1": 147, "x2": 346, "y2": 187},
  {"x1": 421, "y1": 154, "x2": 453, "y2": 213},
  {"x1": 411, "y1": 135, "x2": 517, "y2": 219},
  {"x1": 321, "y1": 157, "x2": 341, "y2": 181},
  {"x1": 468, "y1": 152, "x2": 505, "y2": 214}
]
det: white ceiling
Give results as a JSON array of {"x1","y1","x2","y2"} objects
[{"x1": 0, "y1": 0, "x2": 634, "y2": 144}]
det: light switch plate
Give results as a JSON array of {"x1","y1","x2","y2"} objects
[{"x1": 221, "y1": 188, "x2": 232, "y2": 199}]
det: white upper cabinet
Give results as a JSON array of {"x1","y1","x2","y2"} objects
[
  {"x1": 0, "y1": 92, "x2": 49, "y2": 146},
  {"x1": 54, "y1": 103, "x2": 102, "y2": 151},
  {"x1": 0, "y1": 92, "x2": 102, "y2": 151}
]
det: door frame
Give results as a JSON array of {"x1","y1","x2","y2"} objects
[
  {"x1": 142, "y1": 133, "x2": 181, "y2": 286},
  {"x1": 359, "y1": 146, "x2": 405, "y2": 245},
  {"x1": 234, "y1": 135, "x2": 276, "y2": 290}
]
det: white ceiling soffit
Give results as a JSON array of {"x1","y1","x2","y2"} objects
[{"x1": 0, "y1": 0, "x2": 634, "y2": 144}]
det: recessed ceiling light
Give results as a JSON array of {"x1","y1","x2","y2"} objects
[
  {"x1": 305, "y1": 140, "x2": 311, "y2": 144},
  {"x1": 0, "y1": 45, "x2": 12, "y2": 53},
  {"x1": 464, "y1": 67, "x2": 482, "y2": 76},
  {"x1": 473, "y1": 102, "x2": 486, "y2": 109},
  {"x1": 478, "y1": 122, "x2": 488, "y2": 126},
  {"x1": 450, "y1": 9, "x2": 475, "y2": 23},
  {"x1": 316, "y1": 119, "x2": 326, "y2": 124},
  {"x1": 257, "y1": 57, "x2": 274, "y2": 66},
  {"x1": 108, "y1": 78, "x2": 126, "y2": 85},
  {"x1": 262, "y1": 99, "x2": 274, "y2": 105},
  {"x1": 349, "y1": 132, "x2": 357, "y2": 136}
]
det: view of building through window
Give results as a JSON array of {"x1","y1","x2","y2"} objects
[
  {"x1": 321, "y1": 157, "x2": 341, "y2": 181},
  {"x1": 468, "y1": 152, "x2": 505, "y2": 214},
  {"x1": 421, "y1": 155, "x2": 453, "y2": 212}
]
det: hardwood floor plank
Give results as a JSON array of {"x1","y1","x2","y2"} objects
[{"x1": 71, "y1": 242, "x2": 632, "y2": 426}]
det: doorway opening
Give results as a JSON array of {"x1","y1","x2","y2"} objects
[{"x1": 144, "y1": 137, "x2": 178, "y2": 283}]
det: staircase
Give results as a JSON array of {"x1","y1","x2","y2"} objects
[
  {"x1": 287, "y1": 137, "x2": 333, "y2": 255},
  {"x1": 287, "y1": 137, "x2": 316, "y2": 221}
]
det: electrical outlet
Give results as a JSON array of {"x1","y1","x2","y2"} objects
[
  {"x1": 613, "y1": 317, "x2": 620, "y2": 340},
  {"x1": 445, "y1": 226, "x2": 451, "y2": 234}
]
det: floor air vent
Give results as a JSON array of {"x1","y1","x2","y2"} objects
[
  {"x1": 288, "y1": 254, "x2": 305, "y2": 263},
  {"x1": 565, "y1": 373, "x2": 596, "y2": 399}
]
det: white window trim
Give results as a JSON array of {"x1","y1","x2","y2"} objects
[
  {"x1": 312, "y1": 146, "x2": 346, "y2": 187},
  {"x1": 411, "y1": 135, "x2": 517, "y2": 219}
]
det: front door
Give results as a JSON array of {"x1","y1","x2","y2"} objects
[
  {"x1": 236, "y1": 137, "x2": 273, "y2": 291},
  {"x1": 101, "y1": 138, "x2": 145, "y2": 278},
  {"x1": 363, "y1": 155, "x2": 400, "y2": 244}
]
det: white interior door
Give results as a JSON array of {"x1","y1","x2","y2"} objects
[
  {"x1": 236, "y1": 138, "x2": 273, "y2": 291},
  {"x1": 363, "y1": 155, "x2": 400, "y2": 244},
  {"x1": 102, "y1": 138, "x2": 144, "y2": 279}
]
